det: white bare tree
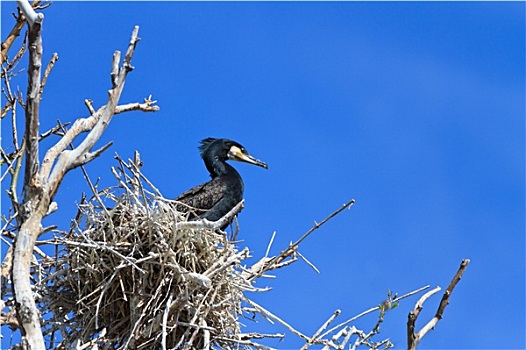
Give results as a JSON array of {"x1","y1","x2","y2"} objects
[{"x1": 1, "y1": 1, "x2": 158, "y2": 348}]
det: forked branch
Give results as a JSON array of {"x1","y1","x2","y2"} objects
[
  {"x1": 407, "y1": 259, "x2": 470, "y2": 350},
  {"x1": 42, "y1": 26, "x2": 143, "y2": 198}
]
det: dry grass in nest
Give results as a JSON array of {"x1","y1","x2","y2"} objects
[{"x1": 45, "y1": 156, "x2": 261, "y2": 349}]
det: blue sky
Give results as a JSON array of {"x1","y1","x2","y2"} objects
[{"x1": 1, "y1": 1, "x2": 524, "y2": 349}]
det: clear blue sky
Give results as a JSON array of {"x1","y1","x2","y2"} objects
[{"x1": 1, "y1": 2, "x2": 524, "y2": 349}]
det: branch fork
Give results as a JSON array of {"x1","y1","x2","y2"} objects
[{"x1": 407, "y1": 259, "x2": 470, "y2": 350}]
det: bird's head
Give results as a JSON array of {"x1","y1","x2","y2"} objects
[{"x1": 199, "y1": 137, "x2": 268, "y2": 171}]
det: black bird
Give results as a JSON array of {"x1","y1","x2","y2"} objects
[{"x1": 175, "y1": 137, "x2": 268, "y2": 223}]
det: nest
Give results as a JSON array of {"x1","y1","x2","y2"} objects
[
  {"x1": 46, "y1": 156, "x2": 263, "y2": 349},
  {"x1": 27, "y1": 154, "x2": 386, "y2": 350}
]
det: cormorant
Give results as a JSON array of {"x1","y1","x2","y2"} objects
[{"x1": 174, "y1": 137, "x2": 268, "y2": 224}]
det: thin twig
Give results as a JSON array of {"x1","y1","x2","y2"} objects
[
  {"x1": 173, "y1": 200, "x2": 245, "y2": 231},
  {"x1": 39, "y1": 52, "x2": 58, "y2": 98},
  {"x1": 114, "y1": 96, "x2": 160, "y2": 114},
  {"x1": 243, "y1": 297, "x2": 310, "y2": 342},
  {"x1": 162, "y1": 292, "x2": 175, "y2": 350},
  {"x1": 320, "y1": 285, "x2": 430, "y2": 339},
  {"x1": 301, "y1": 309, "x2": 341, "y2": 349},
  {"x1": 265, "y1": 231, "x2": 276, "y2": 258},
  {"x1": 248, "y1": 199, "x2": 355, "y2": 282}
]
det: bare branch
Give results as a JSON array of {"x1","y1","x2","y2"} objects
[
  {"x1": 7, "y1": 143, "x2": 24, "y2": 209},
  {"x1": 43, "y1": 26, "x2": 142, "y2": 199},
  {"x1": 16, "y1": 0, "x2": 44, "y2": 28},
  {"x1": 301, "y1": 310, "x2": 341, "y2": 349},
  {"x1": 321, "y1": 285, "x2": 430, "y2": 339},
  {"x1": 435, "y1": 259, "x2": 470, "y2": 320},
  {"x1": 247, "y1": 199, "x2": 355, "y2": 281},
  {"x1": 39, "y1": 52, "x2": 59, "y2": 98},
  {"x1": 11, "y1": 79, "x2": 20, "y2": 150},
  {"x1": 293, "y1": 199, "x2": 355, "y2": 248},
  {"x1": 243, "y1": 297, "x2": 310, "y2": 342},
  {"x1": 12, "y1": 2, "x2": 46, "y2": 346},
  {"x1": 70, "y1": 141, "x2": 114, "y2": 169},
  {"x1": 173, "y1": 200, "x2": 244, "y2": 232},
  {"x1": 40, "y1": 122, "x2": 70, "y2": 139},
  {"x1": 84, "y1": 99, "x2": 96, "y2": 115},
  {"x1": 407, "y1": 259, "x2": 470, "y2": 350},
  {"x1": 40, "y1": 94, "x2": 159, "y2": 184},
  {"x1": 1, "y1": 34, "x2": 27, "y2": 82},
  {"x1": 110, "y1": 51, "x2": 121, "y2": 88},
  {"x1": 114, "y1": 96, "x2": 160, "y2": 114},
  {"x1": 1, "y1": 5, "x2": 26, "y2": 63},
  {"x1": 21, "y1": 5, "x2": 43, "y2": 206}
]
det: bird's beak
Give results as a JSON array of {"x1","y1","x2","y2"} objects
[{"x1": 228, "y1": 146, "x2": 268, "y2": 169}]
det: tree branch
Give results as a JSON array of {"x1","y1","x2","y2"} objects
[
  {"x1": 20, "y1": 1, "x2": 43, "y2": 211},
  {"x1": 43, "y1": 26, "x2": 142, "y2": 199},
  {"x1": 114, "y1": 96, "x2": 160, "y2": 114},
  {"x1": 15, "y1": 0, "x2": 44, "y2": 28},
  {"x1": 12, "y1": 1, "x2": 46, "y2": 347},
  {"x1": 39, "y1": 52, "x2": 59, "y2": 98},
  {"x1": 320, "y1": 285, "x2": 430, "y2": 340},
  {"x1": 301, "y1": 310, "x2": 341, "y2": 350},
  {"x1": 1, "y1": 2, "x2": 29, "y2": 64},
  {"x1": 174, "y1": 200, "x2": 245, "y2": 231},
  {"x1": 407, "y1": 259, "x2": 470, "y2": 350},
  {"x1": 247, "y1": 199, "x2": 355, "y2": 282},
  {"x1": 69, "y1": 141, "x2": 114, "y2": 169},
  {"x1": 243, "y1": 297, "x2": 310, "y2": 342},
  {"x1": 435, "y1": 259, "x2": 470, "y2": 320}
]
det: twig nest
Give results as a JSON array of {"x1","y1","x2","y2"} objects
[{"x1": 46, "y1": 158, "x2": 251, "y2": 349}]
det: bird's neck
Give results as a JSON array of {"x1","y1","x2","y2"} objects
[{"x1": 208, "y1": 159, "x2": 238, "y2": 178}]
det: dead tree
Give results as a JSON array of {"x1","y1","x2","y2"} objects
[{"x1": 1, "y1": 1, "x2": 158, "y2": 348}]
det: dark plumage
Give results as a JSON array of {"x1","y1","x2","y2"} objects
[{"x1": 175, "y1": 138, "x2": 267, "y2": 223}]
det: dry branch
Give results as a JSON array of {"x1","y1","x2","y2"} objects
[
  {"x1": 407, "y1": 259, "x2": 470, "y2": 350},
  {"x1": 12, "y1": 2, "x2": 46, "y2": 347},
  {"x1": 40, "y1": 26, "x2": 143, "y2": 197},
  {"x1": 301, "y1": 310, "x2": 341, "y2": 350},
  {"x1": 114, "y1": 95, "x2": 160, "y2": 114},
  {"x1": 39, "y1": 52, "x2": 59, "y2": 98},
  {"x1": 245, "y1": 199, "x2": 355, "y2": 282},
  {"x1": 0, "y1": 1, "x2": 43, "y2": 65}
]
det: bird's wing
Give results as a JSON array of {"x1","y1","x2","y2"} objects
[{"x1": 174, "y1": 177, "x2": 228, "y2": 216}]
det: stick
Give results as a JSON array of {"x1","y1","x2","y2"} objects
[
  {"x1": 301, "y1": 310, "x2": 341, "y2": 349},
  {"x1": 407, "y1": 259, "x2": 470, "y2": 350},
  {"x1": 320, "y1": 285, "x2": 430, "y2": 339},
  {"x1": 248, "y1": 199, "x2": 355, "y2": 282}
]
